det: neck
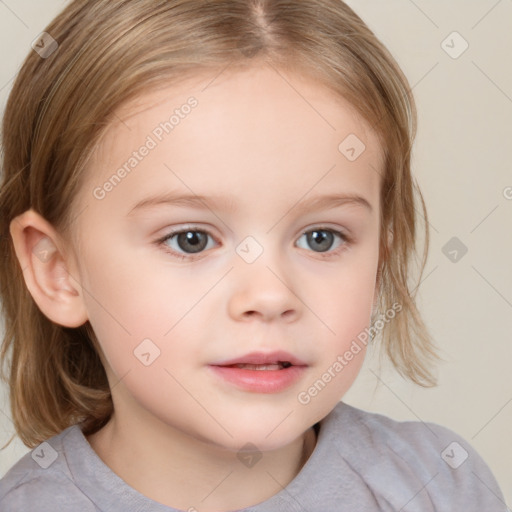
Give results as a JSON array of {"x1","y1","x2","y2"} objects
[{"x1": 86, "y1": 413, "x2": 317, "y2": 511}]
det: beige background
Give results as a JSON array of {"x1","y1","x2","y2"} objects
[{"x1": 0, "y1": 0, "x2": 511, "y2": 507}]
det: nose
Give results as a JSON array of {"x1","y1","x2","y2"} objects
[{"x1": 227, "y1": 258, "x2": 301, "y2": 324}]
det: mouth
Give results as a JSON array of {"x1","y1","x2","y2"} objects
[
  {"x1": 210, "y1": 350, "x2": 307, "y2": 369},
  {"x1": 222, "y1": 361, "x2": 294, "y2": 370},
  {"x1": 208, "y1": 351, "x2": 308, "y2": 393}
]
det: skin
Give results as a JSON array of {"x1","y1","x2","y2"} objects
[{"x1": 11, "y1": 62, "x2": 385, "y2": 511}]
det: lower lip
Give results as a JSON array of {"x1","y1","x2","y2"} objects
[{"x1": 208, "y1": 365, "x2": 307, "y2": 393}]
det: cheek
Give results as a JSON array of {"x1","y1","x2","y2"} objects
[
  {"x1": 296, "y1": 270, "x2": 374, "y2": 417},
  {"x1": 79, "y1": 233, "x2": 181, "y2": 327},
  {"x1": 312, "y1": 252, "x2": 378, "y2": 343},
  {"x1": 77, "y1": 239, "x2": 215, "y2": 378},
  {"x1": 297, "y1": 248, "x2": 378, "y2": 402}
]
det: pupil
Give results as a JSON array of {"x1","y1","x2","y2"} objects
[
  {"x1": 309, "y1": 230, "x2": 333, "y2": 252},
  {"x1": 178, "y1": 231, "x2": 207, "y2": 253}
]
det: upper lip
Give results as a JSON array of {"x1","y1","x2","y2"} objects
[{"x1": 210, "y1": 351, "x2": 307, "y2": 367}]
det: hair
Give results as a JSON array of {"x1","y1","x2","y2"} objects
[{"x1": 0, "y1": 0, "x2": 439, "y2": 449}]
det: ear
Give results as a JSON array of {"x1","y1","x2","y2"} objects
[{"x1": 9, "y1": 208, "x2": 88, "y2": 328}]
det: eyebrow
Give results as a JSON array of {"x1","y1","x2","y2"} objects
[{"x1": 127, "y1": 191, "x2": 373, "y2": 216}]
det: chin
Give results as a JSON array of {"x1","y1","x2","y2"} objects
[{"x1": 206, "y1": 422, "x2": 308, "y2": 454}]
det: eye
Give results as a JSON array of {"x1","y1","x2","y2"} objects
[
  {"x1": 296, "y1": 228, "x2": 348, "y2": 254},
  {"x1": 157, "y1": 228, "x2": 217, "y2": 257}
]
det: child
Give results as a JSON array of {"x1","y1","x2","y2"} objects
[{"x1": 0, "y1": 0, "x2": 507, "y2": 510}]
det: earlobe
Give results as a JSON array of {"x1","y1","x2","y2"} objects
[{"x1": 9, "y1": 209, "x2": 88, "y2": 328}]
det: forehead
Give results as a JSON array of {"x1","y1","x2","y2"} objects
[{"x1": 78, "y1": 63, "x2": 384, "y2": 215}]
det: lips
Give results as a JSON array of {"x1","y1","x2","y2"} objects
[
  {"x1": 231, "y1": 362, "x2": 291, "y2": 370},
  {"x1": 208, "y1": 351, "x2": 308, "y2": 393},
  {"x1": 210, "y1": 350, "x2": 307, "y2": 369}
]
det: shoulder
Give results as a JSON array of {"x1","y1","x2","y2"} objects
[
  {"x1": 323, "y1": 402, "x2": 508, "y2": 511},
  {"x1": 0, "y1": 426, "x2": 96, "y2": 512}
]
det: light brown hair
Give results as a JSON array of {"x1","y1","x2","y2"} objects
[{"x1": 0, "y1": 0, "x2": 438, "y2": 449}]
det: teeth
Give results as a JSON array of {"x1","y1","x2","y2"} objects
[{"x1": 235, "y1": 363, "x2": 283, "y2": 370}]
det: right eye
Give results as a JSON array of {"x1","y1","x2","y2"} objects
[{"x1": 156, "y1": 228, "x2": 217, "y2": 258}]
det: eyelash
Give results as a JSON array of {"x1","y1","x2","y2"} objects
[{"x1": 155, "y1": 226, "x2": 352, "y2": 261}]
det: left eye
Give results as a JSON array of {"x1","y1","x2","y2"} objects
[
  {"x1": 161, "y1": 230, "x2": 216, "y2": 254},
  {"x1": 296, "y1": 228, "x2": 346, "y2": 253}
]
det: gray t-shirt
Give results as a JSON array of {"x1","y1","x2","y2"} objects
[{"x1": 0, "y1": 401, "x2": 507, "y2": 511}]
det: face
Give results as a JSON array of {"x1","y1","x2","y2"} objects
[{"x1": 69, "y1": 63, "x2": 383, "y2": 452}]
